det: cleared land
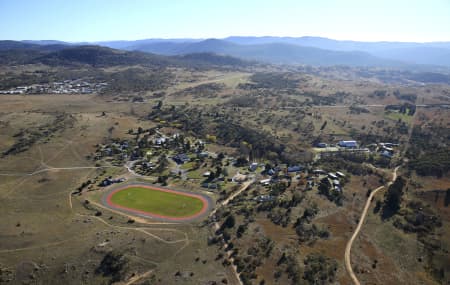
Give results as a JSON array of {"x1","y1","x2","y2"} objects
[{"x1": 105, "y1": 185, "x2": 210, "y2": 221}]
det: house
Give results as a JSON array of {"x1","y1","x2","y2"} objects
[
  {"x1": 203, "y1": 171, "x2": 212, "y2": 177},
  {"x1": 142, "y1": 162, "x2": 154, "y2": 169},
  {"x1": 260, "y1": 178, "x2": 271, "y2": 186},
  {"x1": 201, "y1": 183, "x2": 218, "y2": 190},
  {"x1": 328, "y1": 172, "x2": 338, "y2": 179},
  {"x1": 287, "y1": 165, "x2": 304, "y2": 173},
  {"x1": 336, "y1": 171, "x2": 345, "y2": 178},
  {"x1": 338, "y1": 140, "x2": 358, "y2": 148},
  {"x1": 316, "y1": 142, "x2": 327, "y2": 148},
  {"x1": 155, "y1": 137, "x2": 166, "y2": 145},
  {"x1": 254, "y1": 195, "x2": 275, "y2": 202},
  {"x1": 381, "y1": 150, "x2": 393, "y2": 158},
  {"x1": 197, "y1": 151, "x2": 209, "y2": 158},
  {"x1": 232, "y1": 173, "x2": 247, "y2": 183},
  {"x1": 267, "y1": 169, "x2": 276, "y2": 176},
  {"x1": 173, "y1": 153, "x2": 190, "y2": 164},
  {"x1": 381, "y1": 142, "x2": 399, "y2": 148},
  {"x1": 99, "y1": 177, "x2": 125, "y2": 187},
  {"x1": 332, "y1": 179, "x2": 340, "y2": 186},
  {"x1": 249, "y1": 162, "x2": 258, "y2": 172},
  {"x1": 99, "y1": 179, "x2": 112, "y2": 187},
  {"x1": 313, "y1": 169, "x2": 327, "y2": 175},
  {"x1": 103, "y1": 148, "x2": 112, "y2": 156}
]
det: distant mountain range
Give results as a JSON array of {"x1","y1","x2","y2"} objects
[
  {"x1": 4, "y1": 36, "x2": 450, "y2": 68},
  {"x1": 0, "y1": 41, "x2": 250, "y2": 68},
  {"x1": 99, "y1": 36, "x2": 450, "y2": 68}
]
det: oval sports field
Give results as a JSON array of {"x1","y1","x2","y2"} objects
[{"x1": 101, "y1": 183, "x2": 213, "y2": 222}]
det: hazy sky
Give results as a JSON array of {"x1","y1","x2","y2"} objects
[{"x1": 1, "y1": 0, "x2": 449, "y2": 42}]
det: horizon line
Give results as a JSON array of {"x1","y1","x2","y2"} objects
[{"x1": 6, "y1": 35, "x2": 450, "y2": 44}]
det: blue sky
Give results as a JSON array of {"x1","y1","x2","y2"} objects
[{"x1": 0, "y1": 0, "x2": 449, "y2": 42}]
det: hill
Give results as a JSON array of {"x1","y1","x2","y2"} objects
[
  {"x1": 33, "y1": 45, "x2": 171, "y2": 67},
  {"x1": 7, "y1": 37, "x2": 450, "y2": 67},
  {"x1": 0, "y1": 41, "x2": 251, "y2": 68},
  {"x1": 126, "y1": 39, "x2": 401, "y2": 67},
  {"x1": 94, "y1": 36, "x2": 450, "y2": 68},
  {"x1": 224, "y1": 36, "x2": 450, "y2": 67}
]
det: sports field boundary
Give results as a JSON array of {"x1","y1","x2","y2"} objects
[{"x1": 101, "y1": 182, "x2": 213, "y2": 222}]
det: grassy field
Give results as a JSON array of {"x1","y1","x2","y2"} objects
[
  {"x1": 384, "y1": 110, "x2": 413, "y2": 124},
  {"x1": 109, "y1": 186, "x2": 205, "y2": 217}
]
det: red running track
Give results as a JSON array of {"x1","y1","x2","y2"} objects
[{"x1": 104, "y1": 184, "x2": 211, "y2": 222}]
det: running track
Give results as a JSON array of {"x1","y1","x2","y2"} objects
[{"x1": 101, "y1": 183, "x2": 213, "y2": 222}]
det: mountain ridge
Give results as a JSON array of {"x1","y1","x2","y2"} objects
[{"x1": 2, "y1": 36, "x2": 450, "y2": 68}]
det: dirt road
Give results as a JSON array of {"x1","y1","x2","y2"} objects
[
  {"x1": 209, "y1": 178, "x2": 254, "y2": 218},
  {"x1": 210, "y1": 179, "x2": 254, "y2": 285},
  {"x1": 344, "y1": 166, "x2": 399, "y2": 285}
]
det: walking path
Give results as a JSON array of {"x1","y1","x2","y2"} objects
[
  {"x1": 344, "y1": 166, "x2": 399, "y2": 285},
  {"x1": 210, "y1": 179, "x2": 255, "y2": 285}
]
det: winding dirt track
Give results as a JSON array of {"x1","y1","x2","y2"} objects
[
  {"x1": 344, "y1": 166, "x2": 399, "y2": 285},
  {"x1": 210, "y1": 179, "x2": 254, "y2": 285}
]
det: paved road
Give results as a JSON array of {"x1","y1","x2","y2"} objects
[{"x1": 344, "y1": 166, "x2": 399, "y2": 285}]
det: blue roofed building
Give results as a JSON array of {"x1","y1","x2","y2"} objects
[
  {"x1": 287, "y1": 165, "x2": 304, "y2": 173},
  {"x1": 173, "y1": 153, "x2": 190, "y2": 164},
  {"x1": 338, "y1": 140, "x2": 358, "y2": 148}
]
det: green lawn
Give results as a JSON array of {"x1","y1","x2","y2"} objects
[
  {"x1": 384, "y1": 111, "x2": 413, "y2": 124},
  {"x1": 187, "y1": 169, "x2": 202, "y2": 179},
  {"x1": 110, "y1": 187, "x2": 204, "y2": 217}
]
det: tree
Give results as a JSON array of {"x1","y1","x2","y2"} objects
[
  {"x1": 222, "y1": 215, "x2": 236, "y2": 229},
  {"x1": 155, "y1": 100, "x2": 163, "y2": 110},
  {"x1": 303, "y1": 253, "x2": 337, "y2": 285},
  {"x1": 382, "y1": 176, "x2": 406, "y2": 219},
  {"x1": 234, "y1": 157, "x2": 248, "y2": 167},
  {"x1": 445, "y1": 188, "x2": 450, "y2": 207},
  {"x1": 184, "y1": 140, "x2": 191, "y2": 151},
  {"x1": 157, "y1": 175, "x2": 168, "y2": 186},
  {"x1": 96, "y1": 251, "x2": 129, "y2": 282},
  {"x1": 236, "y1": 224, "x2": 246, "y2": 238},
  {"x1": 318, "y1": 177, "x2": 331, "y2": 197},
  {"x1": 264, "y1": 163, "x2": 273, "y2": 173},
  {"x1": 215, "y1": 166, "x2": 222, "y2": 178}
]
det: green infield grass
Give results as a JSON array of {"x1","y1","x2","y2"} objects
[{"x1": 109, "y1": 186, "x2": 205, "y2": 217}]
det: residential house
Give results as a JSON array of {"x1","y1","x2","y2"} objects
[
  {"x1": 249, "y1": 162, "x2": 258, "y2": 172},
  {"x1": 287, "y1": 165, "x2": 304, "y2": 173},
  {"x1": 328, "y1": 172, "x2": 338, "y2": 179},
  {"x1": 338, "y1": 140, "x2": 358, "y2": 148},
  {"x1": 336, "y1": 171, "x2": 345, "y2": 178},
  {"x1": 173, "y1": 153, "x2": 190, "y2": 164}
]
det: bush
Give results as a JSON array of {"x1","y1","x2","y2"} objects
[
  {"x1": 303, "y1": 253, "x2": 337, "y2": 285},
  {"x1": 96, "y1": 251, "x2": 129, "y2": 282},
  {"x1": 382, "y1": 176, "x2": 406, "y2": 219}
]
